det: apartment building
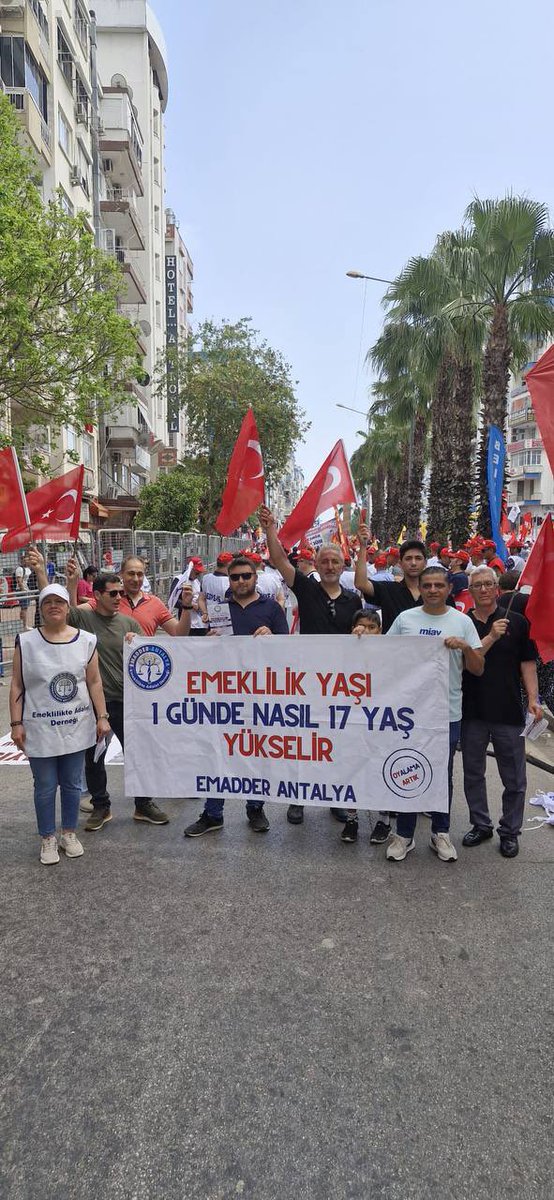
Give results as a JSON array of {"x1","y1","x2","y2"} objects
[
  {"x1": 270, "y1": 458, "x2": 305, "y2": 526},
  {"x1": 163, "y1": 207, "x2": 194, "y2": 468},
  {"x1": 0, "y1": 0, "x2": 99, "y2": 511},
  {"x1": 506, "y1": 350, "x2": 554, "y2": 530}
]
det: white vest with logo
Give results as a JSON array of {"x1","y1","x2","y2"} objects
[{"x1": 19, "y1": 628, "x2": 97, "y2": 757}]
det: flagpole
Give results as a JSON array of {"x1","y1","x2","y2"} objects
[{"x1": 11, "y1": 448, "x2": 34, "y2": 549}]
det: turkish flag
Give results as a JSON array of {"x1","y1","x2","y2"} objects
[
  {"x1": 525, "y1": 346, "x2": 554, "y2": 475},
  {"x1": 517, "y1": 514, "x2": 554, "y2": 662},
  {"x1": 215, "y1": 409, "x2": 265, "y2": 535},
  {"x1": 0, "y1": 448, "x2": 30, "y2": 531},
  {"x1": 278, "y1": 440, "x2": 357, "y2": 549},
  {"x1": 1, "y1": 465, "x2": 84, "y2": 551}
]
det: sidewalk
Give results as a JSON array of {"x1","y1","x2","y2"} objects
[{"x1": 1, "y1": 682, "x2": 553, "y2": 1200}]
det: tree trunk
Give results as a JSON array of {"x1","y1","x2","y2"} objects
[
  {"x1": 476, "y1": 303, "x2": 511, "y2": 538},
  {"x1": 426, "y1": 355, "x2": 455, "y2": 543},
  {"x1": 405, "y1": 411, "x2": 427, "y2": 537},
  {"x1": 449, "y1": 359, "x2": 475, "y2": 547},
  {"x1": 371, "y1": 463, "x2": 386, "y2": 543},
  {"x1": 386, "y1": 453, "x2": 409, "y2": 543}
]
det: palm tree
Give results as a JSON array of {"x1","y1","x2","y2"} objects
[
  {"x1": 350, "y1": 413, "x2": 406, "y2": 544},
  {"x1": 446, "y1": 197, "x2": 554, "y2": 535}
]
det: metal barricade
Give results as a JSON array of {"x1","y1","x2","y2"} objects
[{"x1": 96, "y1": 529, "x2": 135, "y2": 574}]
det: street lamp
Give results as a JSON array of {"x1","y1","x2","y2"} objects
[{"x1": 346, "y1": 270, "x2": 394, "y2": 285}]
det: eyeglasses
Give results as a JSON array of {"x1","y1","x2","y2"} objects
[
  {"x1": 471, "y1": 582, "x2": 496, "y2": 590},
  {"x1": 106, "y1": 589, "x2": 124, "y2": 598},
  {"x1": 229, "y1": 572, "x2": 254, "y2": 582}
]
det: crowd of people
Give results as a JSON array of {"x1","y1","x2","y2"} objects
[{"x1": 8, "y1": 514, "x2": 550, "y2": 867}]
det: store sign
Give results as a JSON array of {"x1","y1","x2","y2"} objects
[{"x1": 165, "y1": 254, "x2": 179, "y2": 434}]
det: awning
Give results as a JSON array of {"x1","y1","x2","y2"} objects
[{"x1": 90, "y1": 500, "x2": 109, "y2": 519}]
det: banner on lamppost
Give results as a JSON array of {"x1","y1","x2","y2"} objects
[
  {"x1": 486, "y1": 425, "x2": 508, "y2": 561},
  {"x1": 123, "y1": 635, "x2": 450, "y2": 812}
]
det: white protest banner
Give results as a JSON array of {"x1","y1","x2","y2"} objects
[{"x1": 124, "y1": 636, "x2": 449, "y2": 812}]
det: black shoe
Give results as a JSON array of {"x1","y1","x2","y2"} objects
[
  {"x1": 500, "y1": 836, "x2": 519, "y2": 858},
  {"x1": 84, "y1": 806, "x2": 112, "y2": 832},
  {"x1": 329, "y1": 807, "x2": 348, "y2": 823},
  {"x1": 341, "y1": 818, "x2": 358, "y2": 843},
  {"x1": 247, "y1": 809, "x2": 269, "y2": 833},
  {"x1": 462, "y1": 825, "x2": 494, "y2": 847},
  {"x1": 134, "y1": 800, "x2": 169, "y2": 825},
  {"x1": 370, "y1": 820, "x2": 391, "y2": 845},
  {"x1": 287, "y1": 804, "x2": 304, "y2": 824},
  {"x1": 184, "y1": 812, "x2": 224, "y2": 837}
]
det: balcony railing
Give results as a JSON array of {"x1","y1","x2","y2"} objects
[
  {"x1": 115, "y1": 247, "x2": 146, "y2": 288},
  {"x1": 30, "y1": 0, "x2": 49, "y2": 43}
]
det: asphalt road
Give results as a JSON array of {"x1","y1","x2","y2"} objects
[{"x1": 1, "y1": 684, "x2": 553, "y2": 1200}]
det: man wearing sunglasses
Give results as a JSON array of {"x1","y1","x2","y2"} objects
[
  {"x1": 461, "y1": 566, "x2": 541, "y2": 859},
  {"x1": 184, "y1": 555, "x2": 288, "y2": 838}
]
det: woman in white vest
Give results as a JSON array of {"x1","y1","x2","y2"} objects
[{"x1": 9, "y1": 584, "x2": 110, "y2": 865}]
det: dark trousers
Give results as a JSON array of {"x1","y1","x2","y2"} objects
[
  {"x1": 85, "y1": 699, "x2": 151, "y2": 812},
  {"x1": 397, "y1": 721, "x2": 461, "y2": 838},
  {"x1": 461, "y1": 718, "x2": 527, "y2": 838}
]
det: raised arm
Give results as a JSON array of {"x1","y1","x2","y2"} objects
[
  {"x1": 161, "y1": 581, "x2": 193, "y2": 636},
  {"x1": 26, "y1": 547, "x2": 48, "y2": 591},
  {"x1": 353, "y1": 524, "x2": 375, "y2": 599},
  {"x1": 259, "y1": 505, "x2": 295, "y2": 588}
]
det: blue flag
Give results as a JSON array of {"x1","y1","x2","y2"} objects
[{"x1": 486, "y1": 425, "x2": 508, "y2": 562}]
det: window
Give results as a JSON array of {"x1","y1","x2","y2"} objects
[
  {"x1": 155, "y1": 300, "x2": 161, "y2": 327},
  {"x1": 74, "y1": 2, "x2": 88, "y2": 53},
  {"x1": 154, "y1": 205, "x2": 160, "y2": 233},
  {"x1": 529, "y1": 449, "x2": 542, "y2": 465},
  {"x1": 57, "y1": 26, "x2": 73, "y2": 89},
  {"x1": 83, "y1": 435, "x2": 94, "y2": 467},
  {"x1": 76, "y1": 139, "x2": 90, "y2": 197},
  {"x1": 152, "y1": 108, "x2": 159, "y2": 137},
  {"x1": 153, "y1": 156, "x2": 160, "y2": 185},
  {"x1": 58, "y1": 106, "x2": 72, "y2": 158},
  {"x1": 75, "y1": 72, "x2": 89, "y2": 126},
  {"x1": 59, "y1": 188, "x2": 74, "y2": 216},
  {"x1": 66, "y1": 428, "x2": 79, "y2": 452},
  {"x1": 155, "y1": 253, "x2": 161, "y2": 281},
  {"x1": 0, "y1": 37, "x2": 48, "y2": 121}
]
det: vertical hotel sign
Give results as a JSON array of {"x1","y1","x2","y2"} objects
[{"x1": 165, "y1": 255, "x2": 179, "y2": 433}]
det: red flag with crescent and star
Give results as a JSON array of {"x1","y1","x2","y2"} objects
[
  {"x1": 215, "y1": 409, "x2": 265, "y2": 536},
  {"x1": 0, "y1": 465, "x2": 84, "y2": 551},
  {"x1": 278, "y1": 439, "x2": 357, "y2": 549},
  {"x1": 0, "y1": 447, "x2": 31, "y2": 532}
]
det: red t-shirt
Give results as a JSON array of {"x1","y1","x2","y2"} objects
[{"x1": 89, "y1": 592, "x2": 173, "y2": 635}]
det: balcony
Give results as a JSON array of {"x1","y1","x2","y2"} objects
[
  {"x1": 115, "y1": 248, "x2": 147, "y2": 305},
  {"x1": 6, "y1": 88, "x2": 51, "y2": 164},
  {"x1": 100, "y1": 90, "x2": 144, "y2": 195},
  {"x1": 100, "y1": 187, "x2": 145, "y2": 250}
]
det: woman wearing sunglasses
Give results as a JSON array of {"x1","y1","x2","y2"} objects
[{"x1": 9, "y1": 584, "x2": 111, "y2": 865}]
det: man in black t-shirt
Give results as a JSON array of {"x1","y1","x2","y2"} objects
[
  {"x1": 354, "y1": 525, "x2": 428, "y2": 631},
  {"x1": 461, "y1": 566, "x2": 542, "y2": 858},
  {"x1": 260, "y1": 504, "x2": 362, "y2": 824}
]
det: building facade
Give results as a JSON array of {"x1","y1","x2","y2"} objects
[
  {"x1": 506, "y1": 349, "x2": 554, "y2": 531},
  {"x1": 163, "y1": 207, "x2": 193, "y2": 469}
]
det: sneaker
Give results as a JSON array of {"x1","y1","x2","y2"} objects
[
  {"x1": 59, "y1": 832, "x2": 84, "y2": 858},
  {"x1": 386, "y1": 834, "x2": 415, "y2": 862},
  {"x1": 79, "y1": 797, "x2": 94, "y2": 813},
  {"x1": 247, "y1": 809, "x2": 269, "y2": 833},
  {"x1": 330, "y1": 807, "x2": 348, "y2": 824},
  {"x1": 287, "y1": 804, "x2": 304, "y2": 824},
  {"x1": 184, "y1": 812, "x2": 224, "y2": 837},
  {"x1": 40, "y1": 836, "x2": 59, "y2": 865},
  {"x1": 134, "y1": 800, "x2": 169, "y2": 825},
  {"x1": 430, "y1": 832, "x2": 458, "y2": 862},
  {"x1": 341, "y1": 818, "x2": 358, "y2": 843},
  {"x1": 370, "y1": 820, "x2": 391, "y2": 845},
  {"x1": 84, "y1": 807, "x2": 112, "y2": 832}
]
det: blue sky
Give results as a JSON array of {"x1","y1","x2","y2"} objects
[{"x1": 150, "y1": 0, "x2": 554, "y2": 482}]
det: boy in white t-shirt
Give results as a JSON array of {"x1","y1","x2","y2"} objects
[{"x1": 386, "y1": 566, "x2": 484, "y2": 863}]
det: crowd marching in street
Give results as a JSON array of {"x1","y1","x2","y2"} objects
[{"x1": 8, "y1": 509, "x2": 551, "y2": 869}]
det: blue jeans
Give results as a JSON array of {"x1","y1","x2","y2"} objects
[
  {"x1": 204, "y1": 796, "x2": 264, "y2": 820},
  {"x1": 397, "y1": 721, "x2": 461, "y2": 838},
  {"x1": 29, "y1": 750, "x2": 85, "y2": 837}
]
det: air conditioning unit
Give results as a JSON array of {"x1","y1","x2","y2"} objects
[
  {"x1": 112, "y1": 451, "x2": 122, "y2": 464},
  {"x1": 75, "y1": 103, "x2": 88, "y2": 124},
  {"x1": 70, "y1": 166, "x2": 80, "y2": 185},
  {"x1": 102, "y1": 157, "x2": 114, "y2": 174},
  {"x1": 0, "y1": 1, "x2": 26, "y2": 10}
]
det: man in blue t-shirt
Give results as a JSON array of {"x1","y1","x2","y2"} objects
[
  {"x1": 386, "y1": 567, "x2": 484, "y2": 863},
  {"x1": 184, "y1": 555, "x2": 288, "y2": 839}
]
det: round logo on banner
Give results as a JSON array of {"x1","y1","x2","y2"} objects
[
  {"x1": 49, "y1": 672, "x2": 78, "y2": 702},
  {"x1": 382, "y1": 750, "x2": 433, "y2": 799},
  {"x1": 127, "y1": 644, "x2": 172, "y2": 690}
]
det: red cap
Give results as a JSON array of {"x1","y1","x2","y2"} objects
[
  {"x1": 374, "y1": 553, "x2": 387, "y2": 568},
  {"x1": 452, "y1": 549, "x2": 469, "y2": 566},
  {"x1": 297, "y1": 547, "x2": 315, "y2": 562},
  {"x1": 440, "y1": 547, "x2": 452, "y2": 557},
  {"x1": 217, "y1": 551, "x2": 234, "y2": 565},
  {"x1": 483, "y1": 540, "x2": 496, "y2": 550},
  {"x1": 429, "y1": 541, "x2": 440, "y2": 550},
  {"x1": 245, "y1": 551, "x2": 262, "y2": 565},
  {"x1": 189, "y1": 557, "x2": 205, "y2": 571},
  {"x1": 387, "y1": 547, "x2": 400, "y2": 559}
]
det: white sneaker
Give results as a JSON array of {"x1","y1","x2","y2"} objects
[
  {"x1": 430, "y1": 832, "x2": 457, "y2": 862},
  {"x1": 79, "y1": 794, "x2": 93, "y2": 813},
  {"x1": 40, "y1": 836, "x2": 59, "y2": 865},
  {"x1": 386, "y1": 834, "x2": 415, "y2": 861},
  {"x1": 59, "y1": 832, "x2": 85, "y2": 858}
]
